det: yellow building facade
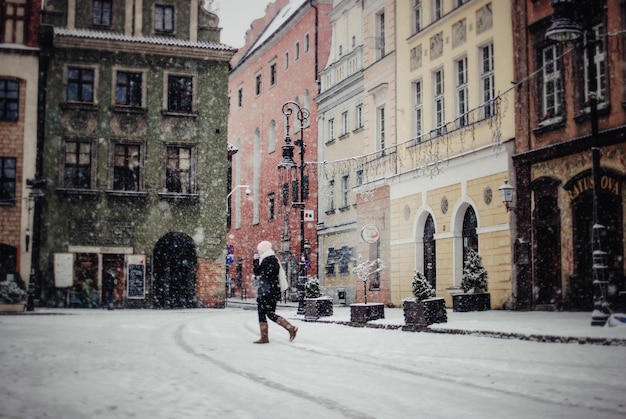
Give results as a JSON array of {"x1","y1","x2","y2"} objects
[{"x1": 390, "y1": 0, "x2": 516, "y2": 308}]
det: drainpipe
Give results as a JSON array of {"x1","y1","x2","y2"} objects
[
  {"x1": 29, "y1": 24, "x2": 53, "y2": 306},
  {"x1": 309, "y1": 0, "x2": 320, "y2": 93}
]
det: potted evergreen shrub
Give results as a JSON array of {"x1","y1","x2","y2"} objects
[
  {"x1": 403, "y1": 270, "x2": 447, "y2": 326},
  {"x1": 453, "y1": 249, "x2": 491, "y2": 312},
  {"x1": 304, "y1": 276, "x2": 333, "y2": 319},
  {"x1": 0, "y1": 275, "x2": 28, "y2": 312}
]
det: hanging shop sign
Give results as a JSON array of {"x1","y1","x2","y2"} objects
[{"x1": 360, "y1": 224, "x2": 380, "y2": 244}]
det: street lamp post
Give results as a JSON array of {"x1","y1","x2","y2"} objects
[
  {"x1": 546, "y1": 0, "x2": 609, "y2": 325},
  {"x1": 26, "y1": 178, "x2": 45, "y2": 311},
  {"x1": 277, "y1": 101, "x2": 310, "y2": 315}
]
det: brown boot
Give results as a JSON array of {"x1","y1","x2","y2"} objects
[
  {"x1": 276, "y1": 316, "x2": 298, "y2": 342},
  {"x1": 253, "y1": 322, "x2": 269, "y2": 344}
]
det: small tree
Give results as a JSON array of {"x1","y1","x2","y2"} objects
[
  {"x1": 304, "y1": 276, "x2": 322, "y2": 298},
  {"x1": 352, "y1": 257, "x2": 384, "y2": 304},
  {"x1": 411, "y1": 270, "x2": 435, "y2": 301},
  {"x1": 461, "y1": 249, "x2": 488, "y2": 294}
]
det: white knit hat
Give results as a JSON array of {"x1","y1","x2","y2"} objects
[{"x1": 257, "y1": 240, "x2": 273, "y2": 254}]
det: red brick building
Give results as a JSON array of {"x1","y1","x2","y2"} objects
[
  {"x1": 227, "y1": 0, "x2": 331, "y2": 301},
  {"x1": 512, "y1": 0, "x2": 626, "y2": 312},
  {"x1": 0, "y1": 0, "x2": 42, "y2": 287}
]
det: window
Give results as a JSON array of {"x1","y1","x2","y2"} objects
[
  {"x1": 113, "y1": 143, "x2": 141, "y2": 191},
  {"x1": 0, "y1": 157, "x2": 16, "y2": 205},
  {"x1": 481, "y1": 43, "x2": 495, "y2": 118},
  {"x1": 432, "y1": 0, "x2": 443, "y2": 21},
  {"x1": 377, "y1": 106, "x2": 386, "y2": 152},
  {"x1": 67, "y1": 67, "x2": 95, "y2": 103},
  {"x1": 268, "y1": 192, "x2": 275, "y2": 221},
  {"x1": 167, "y1": 75, "x2": 193, "y2": 113},
  {"x1": 305, "y1": 34, "x2": 310, "y2": 52},
  {"x1": 540, "y1": 44, "x2": 562, "y2": 121},
  {"x1": 0, "y1": 79, "x2": 19, "y2": 121},
  {"x1": 327, "y1": 179, "x2": 335, "y2": 212},
  {"x1": 355, "y1": 104, "x2": 363, "y2": 130},
  {"x1": 338, "y1": 246, "x2": 352, "y2": 275},
  {"x1": 295, "y1": 41, "x2": 300, "y2": 60},
  {"x1": 584, "y1": 23, "x2": 606, "y2": 105},
  {"x1": 356, "y1": 167, "x2": 363, "y2": 187},
  {"x1": 413, "y1": 80, "x2": 423, "y2": 141},
  {"x1": 237, "y1": 87, "x2": 243, "y2": 107},
  {"x1": 341, "y1": 174, "x2": 349, "y2": 208},
  {"x1": 455, "y1": 0, "x2": 469, "y2": 7},
  {"x1": 341, "y1": 111, "x2": 348, "y2": 137},
  {"x1": 376, "y1": 12, "x2": 385, "y2": 59},
  {"x1": 155, "y1": 4, "x2": 174, "y2": 33},
  {"x1": 270, "y1": 63, "x2": 277, "y2": 86},
  {"x1": 115, "y1": 71, "x2": 142, "y2": 107},
  {"x1": 433, "y1": 69, "x2": 445, "y2": 133},
  {"x1": 328, "y1": 118, "x2": 335, "y2": 142},
  {"x1": 92, "y1": 0, "x2": 112, "y2": 26},
  {"x1": 412, "y1": 0, "x2": 422, "y2": 34},
  {"x1": 2, "y1": 0, "x2": 25, "y2": 43},
  {"x1": 284, "y1": 51, "x2": 289, "y2": 69},
  {"x1": 326, "y1": 248, "x2": 336, "y2": 276},
  {"x1": 63, "y1": 141, "x2": 93, "y2": 189},
  {"x1": 282, "y1": 182, "x2": 289, "y2": 206},
  {"x1": 165, "y1": 146, "x2": 194, "y2": 194},
  {"x1": 291, "y1": 179, "x2": 299, "y2": 203},
  {"x1": 268, "y1": 120, "x2": 276, "y2": 153},
  {"x1": 255, "y1": 73, "x2": 262, "y2": 95},
  {"x1": 456, "y1": 56, "x2": 468, "y2": 127}
]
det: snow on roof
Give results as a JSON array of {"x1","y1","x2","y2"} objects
[
  {"x1": 54, "y1": 27, "x2": 237, "y2": 52},
  {"x1": 242, "y1": 0, "x2": 307, "y2": 60}
]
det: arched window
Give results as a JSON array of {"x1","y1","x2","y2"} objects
[
  {"x1": 423, "y1": 214, "x2": 436, "y2": 290},
  {"x1": 462, "y1": 206, "x2": 478, "y2": 262}
]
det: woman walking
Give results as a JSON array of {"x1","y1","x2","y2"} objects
[{"x1": 252, "y1": 240, "x2": 298, "y2": 344}]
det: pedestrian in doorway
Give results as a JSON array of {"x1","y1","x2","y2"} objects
[
  {"x1": 252, "y1": 240, "x2": 298, "y2": 344},
  {"x1": 103, "y1": 268, "x2": 116, "y2": 310}
]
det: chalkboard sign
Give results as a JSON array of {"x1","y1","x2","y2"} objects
[{"x1": 127, "y1": 264, "x2": 145, "y2": 298}]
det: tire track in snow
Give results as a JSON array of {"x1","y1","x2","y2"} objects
[
  {"x1": 279, "y1": 321, "x2": 626, "y2": 418},
  {"x1": 172, "y1": 322, "x2": 375, "y2": 419}
]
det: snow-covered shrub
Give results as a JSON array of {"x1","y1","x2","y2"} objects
[
  {"x1": 0, "y1": 276, "x2": 28, "y2": 303},
  {"x1": 411, "y1": 270, "x2": 435, "y2": 301},
  {"x1": 461, "y1": 249, "x2": 488, "y2": 294},
  {"x1": 304, "y1": 276, "x2": 322, "y2": 298}
]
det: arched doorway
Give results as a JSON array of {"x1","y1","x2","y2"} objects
[
  {"x1": 567, "y1": 171, "x2": 623, "y2": 309},
  {"x1": 531, "y1": 177, "x2": 562, "y2": 305},
  {"x1": 153, "y1": 232, "x2": 197, "y2": 308},
  {"x1": 423, "y1": 214, "x2": 436, "y2": 290}
]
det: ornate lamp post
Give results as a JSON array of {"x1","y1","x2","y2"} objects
[
  {"x1": 277, "y1": 101, "x2": 310, "y2": 315},
  {"x1": 546, "y1": 0, "x2": 609, "y2": 325}
]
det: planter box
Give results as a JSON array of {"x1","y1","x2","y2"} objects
[
  {"x1": 304, "y1": 297, "x2": 333, "y2": 320},
  {"x1": 350, "y1": 303, "x2": 385, "y2": 323},
  {"x1": 0, "y1": 302, "x2": 26, "y2": 313},
  {"x1": 403, "y1": 297, "x2": 447, "y2": 326},
  {"x1": 452, "y1": 293, "x2": 491, "y2": 312}
]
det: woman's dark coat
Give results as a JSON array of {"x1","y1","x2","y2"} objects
[{"x1": 253, "y1": 254, "x2": 281, "y2": 301}]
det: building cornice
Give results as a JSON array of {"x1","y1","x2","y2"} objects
[{"x1": 53, "y1": 28, "x2": 236, "y2": 62}]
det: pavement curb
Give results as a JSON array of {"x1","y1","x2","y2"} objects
[{"x1": 314, "y1": 318, "x2": 626, "y2": 346}]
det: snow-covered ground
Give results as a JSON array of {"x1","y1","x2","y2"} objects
[{"x1": 1, "y1": 306, "x2": 625, "y2": 418}]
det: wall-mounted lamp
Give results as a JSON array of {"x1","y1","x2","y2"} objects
[{"x1": 498, "y1": 179, "x2": 516, "y2": 212}]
